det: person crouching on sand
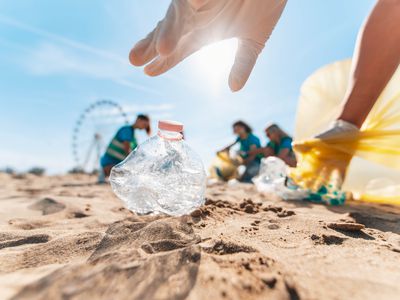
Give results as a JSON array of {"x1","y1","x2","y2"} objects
[
  {"x1": 219, "y1": 121, "x2": 262, "y2": 183},
  {"x1": 100, "y1": 114, "x2": 151, "y2": 178},
  {"x1": 248, "y1": 123, "x2": 297, "y2": 167}
]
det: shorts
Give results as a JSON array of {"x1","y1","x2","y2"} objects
[{"x1": 100, "y1": 154, "x2": 122, "y2": 168}]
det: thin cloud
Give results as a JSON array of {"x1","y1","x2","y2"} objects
[
  {"x1": 0, "y1": 14, "x2": 162, "y2": 95},
  {"x1": 122, "y1": 103, "x2": 175, "y2": 113},
  {"x1": 0, "y1": 14, "x2": 125, "y2": 64},
  {"x1": 87, "y1": 102, "x2": 174, "y2": 118},
  {"x1": 0, "y1": 13, "x2": 205, "y2": 94}
]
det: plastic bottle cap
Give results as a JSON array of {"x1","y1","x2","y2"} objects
[{"x1": 158, "y1": 120, "x2": 184, "y2": 132}]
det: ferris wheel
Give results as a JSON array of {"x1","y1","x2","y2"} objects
[{"x1": 72, "y1": 100, "x2": 129, "y2": 173}]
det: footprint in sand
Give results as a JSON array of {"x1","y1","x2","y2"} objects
[
  {"x1": 267, "y1": 224, "x2": 280, "y2": 230},
  {"x1": 66, "y1": 211, "x2": 89, "y2": 219},
  {"x1": 0, "y1": 233, "x2": 50, "y2": 250},
  {"x1": 203, "y1": 240, "x2": 257, "y2": 255},
  {"x1": 0, "y1": 231, "x2": 104, "y2": 273},
  {"x1": 311, "y1": 234, "x2": 346, "y2": 245},
  {"x1": 277, "y1": 210, "x2": 296, "y2": 218},
  {"x1": 28, "y1": 198, "x2": 66, "y2": 215},
  {"x1": 8, "y1": 219, "x2": 51, "y2": 230}
]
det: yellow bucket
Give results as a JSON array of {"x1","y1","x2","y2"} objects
[{"x1": 209, "y1": 151, "x2": 239, "y2": 181}]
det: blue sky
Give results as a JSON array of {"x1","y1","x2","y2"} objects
[{"x1": 0, "y1": 0, "x2": 375, "y2": 173}]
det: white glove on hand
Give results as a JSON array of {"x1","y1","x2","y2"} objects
[
  {"x1": 293, "y1": 120, "x2": 359, "y2": 153},
  {"x1": 130, "y1": 0, "x2": 287, "y2": 91},
  {"x1": 315, "y1": 120, "x2": 359, "y2": 140}
]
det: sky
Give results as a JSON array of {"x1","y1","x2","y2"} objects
[{"x1": 0, "y1": 0, "x2": 375, "y2": 174}]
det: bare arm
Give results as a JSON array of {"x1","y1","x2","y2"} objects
[
  {"x1": 247, "y1": 147, "x2": 265, "y2": 156},
  {"x1": 218, "y1": 141, "x2": 237, "y2": 153},
  {"x1": 338, "y1": 0, "x2": 400, "y2": 128},
  {"x1": 277, "y1": 148, "x2": 297, "y2": 167},
  {"x1": 248, "y1": 146, "x2": 274, "y2": 159},
  {"x1": 123, "y1": 141, "x2": 131, "y2": 155},
  {"x1": 243, "y1": 144, "x2": 259, "y2": 165}
]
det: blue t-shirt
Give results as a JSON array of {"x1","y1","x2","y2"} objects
[
  {"x1": 236, "y1": 133, "x2": 261, "y2": 159},
  {"x1": 267, "y1": 136, "x2": 293, "y2": 155},
  {"x1": 101, "y1": 126, "x2": 136, "y2": 167},
  {"x1": 116, "y1": 125, "x2": 134, "y2": 142}
]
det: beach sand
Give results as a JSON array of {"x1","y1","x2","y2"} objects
[{"x1": 0, "y1": 173, "x2": 399, "y2": 300}]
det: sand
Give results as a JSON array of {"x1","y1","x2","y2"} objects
[{"x1": 0, "y1": 173, "x2": 399, "y2": 300}]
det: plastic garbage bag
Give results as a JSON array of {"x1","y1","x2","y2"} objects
[
  {"x1": 291, "y1": 59, "x2": 400, "y2": 205},
  {"x1": 253, "y1": 157, "x2": 287, "y2": 194},
  {"x1": 110, "y1": 120, "x2": 207, "y2": 216},
  {"x1": 253, "y1": 157, "x2": 308, "y2": 199}
]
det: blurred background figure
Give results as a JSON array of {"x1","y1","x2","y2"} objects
[
  {"x1": 99, "y1": 114, "x2": 151, "y2": 181},
  {"x1": 219, "y1": 120, "x2": 262, "y2": 183},
  {"x1": 248, "y1": 123, "x2": 296, "y2": 167}
]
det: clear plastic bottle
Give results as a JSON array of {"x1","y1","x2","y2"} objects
[
  {"x1": 110, "y1": 120, "x2": 206, "y2": 216},
  {"x1": 253, "y1": 157, "x2": 309, "y2": 200}
]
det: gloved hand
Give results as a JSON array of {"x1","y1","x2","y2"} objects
[
  {"x1": 315, "y1": 119, "x2": 359, "y2": 139},
  {"x1": 290, "y1": 119, "x2": 360, "y2": 205},
  {"x1": 294, "y1": 119, "x2": 359, "y2": 153},
  {"x1": 130, "y1": 0, "x2": 287, "y2": 92}
]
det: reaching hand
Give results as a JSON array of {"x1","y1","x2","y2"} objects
[
  {"x1": 294, "y1": 120, "x2": 359, "y2": 153},
  {"x1": 315, "y1": 120, "x2": 359, "y2": 140},
  {"x1": 130, "y1": 0, "x2": 287, "y2": 91}
]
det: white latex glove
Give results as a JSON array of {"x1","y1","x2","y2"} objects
[
  {"x1": 315, "y1": 120, "x2": 359, "y2": 139},
  {"x1": 130, "y1": 0, "x2": 287, "y2": 91},
  {"x1": 293, "y1": 119, "x2": 359, "y2": 153}
]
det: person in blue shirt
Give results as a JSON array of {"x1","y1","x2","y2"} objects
[
  {"x1": 100, "y1": 114, "x2": 151, "y2": 177},
  {"x1": 248, "y1": 123, "x2": 297, "y2": 167},
  {"x1": 220, "y1": 120, "x2": 262, "y2": 183}
]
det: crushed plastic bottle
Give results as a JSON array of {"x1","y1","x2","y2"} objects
[
  {"x1": 253, "y1": 157, "x2": 308, "y2": 200},
  {"x1": 110, "y1": 120, "x2": 207, "y2": 216},
  {"x1": 253, "y1": 157, "x2": 287, "y2": 194}
]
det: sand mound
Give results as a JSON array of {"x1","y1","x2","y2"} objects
[
  {"x1": 28, "y1": 198, "x2": 66, "y2": 215},
  {"x1": 89, "y1": 217, "x2": 200, "y2": 263},
  {"x1": 12, "y1": 218, "x2": 202, "y2": 300}
]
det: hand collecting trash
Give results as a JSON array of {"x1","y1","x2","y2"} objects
[
  {"x1": 129, "y1": 1, "x2": 400, "y2": 207},
  {"x1": 110, "y1": 120, "x2": 206, "y2": 216},
  {"x1": 255, "y1": 60, "x2": 400, "y2": 206}
]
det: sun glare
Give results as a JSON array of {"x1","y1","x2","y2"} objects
[{"x1": 190, "y1": 39, "x2": 238, "y2": 92}]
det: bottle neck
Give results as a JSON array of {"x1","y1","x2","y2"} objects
[{"x1": 158, "y1": 129, "x2": 183, "y2": 141}]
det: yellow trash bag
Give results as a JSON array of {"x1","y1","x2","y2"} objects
[
  {"x1": 208, "y1": 151, "x2": 240, "y2": 181},
  {"x1": 291, "y1": 59, "x2": 400, "y2": 205}
]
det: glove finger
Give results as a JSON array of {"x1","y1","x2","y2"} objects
[
  {"x1": 188, "y1": 0, "x2": 211, "y2": 10},
  {"x1": 228, "y1": 38, "x2": 264, "y2": 92},
  {"x1": 129, "y1": 25, "x2": 159, "y2": 66},
  {"x1": 157, "y1": 0, "x2": 193, "y2": 56},
  {"x1": 145, "y1": 30, "x2": 210, "y2": 76}
]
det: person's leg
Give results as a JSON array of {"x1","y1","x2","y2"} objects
[
  {"x1": 98, "y1": 163, "x2": 106, "y2": 183},
  {"x1": 103, "y1": 165, "x2": 114, "y2": 177},
  {"x1": 240, "y1": 161, "x2": 260, "y2": 183},
  {"x1": 338, "y1": 0, "x2": 400, "y2": 128},
  {"x1": 100, "y1": 154, "x2": 121, "y2": 178}
]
